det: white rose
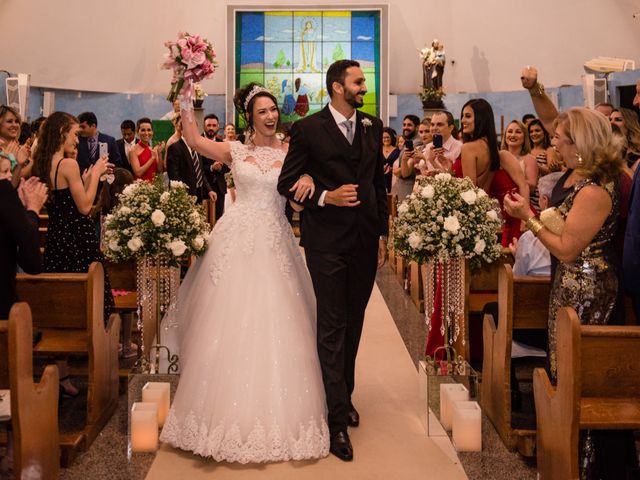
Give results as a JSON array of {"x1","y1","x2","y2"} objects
[
  {"x1": 108, "y1": 239, "x2": 120, "y2": 252},
  {"x1": 192, "y1": 236, "x2": 205, "y2": 250},
  {"x1": 151, "y1": 209, "x2": 166, "y2": 226},
  {"x1": 122, "y1": 184, "x2": 136, "y2": 196},
  {"x1": 119, "y1": 206, "x2": 132, "y2": 215},
  {"x1": 160, "y1": 192, "x2": 170, "y2": 203},
  {"x1": 421, "y1": 185, "x2": 435, "y2": 199},
  {"x1": 443, "y1": 215, "x2": 460, "y2": 234},
  {"x1": 408, "y1": 232, "x2": 423, "y2": 249},
  {"x1": 170, "y1": 180, "x2": 185, "y2": 189},
  {"x1": 460, "y1": 189, "x2": 477, "y2": 205},
  {"x1": 435, "y1": 172, "x2": 452, "y2": 182},
  {"x1": 474, "y1": 239, "x2": 486, "y2": 254},
  {"x1": 127, "y1": 237, "x2": 143, "y2": 252},
  {"x1": 487, "y1": 210, "x2": 498, "y2": 220},
  {"x1": 167, "y1": 240, "x2": 187, "y2": 257},
  {"x1": 398, "y1": 203, "x2": 409, "y2": 214},
  {"x1": 477, "y1": 189, "x2": 488, "y2": 198}
]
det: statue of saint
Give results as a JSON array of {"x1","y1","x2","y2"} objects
[
  {"x1": 297, "y1": 20, "x2": 319, "y2": 73},
  {"x1": 420, "y1": 39, "x2": 446, "y2": 89}
]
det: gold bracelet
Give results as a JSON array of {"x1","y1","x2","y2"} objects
[
  {"x1": 529, "y1": 81, "x2": 545, "y2": 98},
  {"x1": 525, "y1": 216, "x2": 544, "y2": 236}
]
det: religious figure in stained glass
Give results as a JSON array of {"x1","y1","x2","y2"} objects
[{"x1": 297, "y1": 20, "x2": 320, "y2": 73}]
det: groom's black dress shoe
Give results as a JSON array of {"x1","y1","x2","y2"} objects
[
  {"x1": 348, "y1": 404, "x2": 360, "y2": 427},
  {"x1": 330, "y1": 431, "x2": 353, "y2": 461}
]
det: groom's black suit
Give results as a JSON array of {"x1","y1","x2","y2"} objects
[{"x1": 277, "y1": 106, "x2": 388, "y2": 436}]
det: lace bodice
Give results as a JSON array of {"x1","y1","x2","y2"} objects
[{"x1": 228, "y1": 141, "x2": 286, "y2": 213}]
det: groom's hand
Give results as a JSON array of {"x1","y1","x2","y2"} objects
[{"x1": 325, "y1": 184, "x2": 360, "y2": 207}]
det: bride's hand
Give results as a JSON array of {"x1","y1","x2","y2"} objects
[{"x1": 290, "y1": 174, "x2": 315, "y2": 202}]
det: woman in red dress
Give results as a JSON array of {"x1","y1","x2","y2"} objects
[{"x1": 129, "y1": 117, "x2": 164, "y2": 181}]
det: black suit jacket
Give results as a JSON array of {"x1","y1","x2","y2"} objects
[
  {"x1": 166, "y1": 138, "x2": 212, "y2": 199},
  {"x1": 277, "y1": 106, "x2": 388, "y2": 253},
  {"x1": 77, "y1": 132, "x2": 122, "y2": 172},
  {"x1": 115, "y1": 138, "x2": 137, "y2": 173},
  {"x1": 201, "y1": 136, "x2": 229, "y2": 197},
  {"x1": 0, "y1": 180, "x2": 42, "y2": 318}
]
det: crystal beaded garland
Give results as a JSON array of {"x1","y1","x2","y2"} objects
[{"x1": 424, "y1": 258, "x2": 466, "y2": 346}]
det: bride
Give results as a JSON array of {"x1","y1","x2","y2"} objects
[{"x1": 159, "y1": 83, "x2": 330, "y2": 463}]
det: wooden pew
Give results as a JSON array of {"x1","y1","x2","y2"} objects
[
  {"x1": 481, "y1": 264, "x2": 551, "y2": 456},
  {"x1": 387, "y1": 193, "x2": 397, "y2": 271},
  {"x1": 534, "y1": 307, "x2": 640, "y2": 479},
  {"x1": 16, "y1": 262, "x2": 120, "y2": 466},
  {"x1": 0, "y1": 303, "x2": 60, "y2": 479}
]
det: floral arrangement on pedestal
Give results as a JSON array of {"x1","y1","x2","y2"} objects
[
  {"x1": 419, "y1": 86, "x2": 446, "y2": 108},
  {"x1": 102, "y1": 176, "x2": 210, "y2": 267},
  {"x1": 392, "y1": 173, "x2": 502, "y2": 356},
  {"x1": 193, "y1": 83, "x2": 207, "y2": 108}
]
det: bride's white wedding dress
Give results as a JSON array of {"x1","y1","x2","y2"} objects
[{"x1": 160, "y1": 141, "x2": 330, "y2": 463}]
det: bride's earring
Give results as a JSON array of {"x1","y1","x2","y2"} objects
[{"x1": 575, "y1": 153, "x2": 584, "y2": 167}]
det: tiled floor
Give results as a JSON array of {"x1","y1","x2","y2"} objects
[{"x1": 57, "y1": 265, "x2": 538, "y2": 480}]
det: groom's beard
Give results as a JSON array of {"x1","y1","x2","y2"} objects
[{"x1": 345, "y1": 90, "x2": 365, "y2": 109}]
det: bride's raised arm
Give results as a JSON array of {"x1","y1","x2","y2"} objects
[{"x1": 180, "y1": 102, "x2": 232, "y2": 165}]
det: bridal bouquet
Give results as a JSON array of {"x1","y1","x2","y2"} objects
[
  {"x1": 102, "y1": 176, "x2": 210, "y2": 266},
  {"x1": 393, "y1": 173, "x2": 502, "y2": 271},
  {"x1": 162, "y1": 32, "x2": 217, "y2": 103}
]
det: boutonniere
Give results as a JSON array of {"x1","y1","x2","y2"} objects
[{"x1": 361, "y1": 118, "x2": 372, "y2": 133}]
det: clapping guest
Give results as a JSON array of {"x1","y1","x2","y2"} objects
[
  {"x1": 528, "y1": 118, "x2": 561, "y2": 176},
  {"x1": 501, "y1": 120, "x2": 539, "y2": 209},
  {"x1": 0, "y1": 176, "x2": 47, "y2": 319},
  {"x1": 381, "y1": 127, "x2": 400, "y2": 192},
  {"x1": 129, "y1": 117, "x2": 164, "y2": 181},
  {"x1": 33, "y1": 111, "x2": 115, "y2": 397},
  {"x1": 0, "y1": 105, "x2": 32, "y2": 183},
  {"x1": 609, "y1": 108, "x2": 640, "y2": 171}
]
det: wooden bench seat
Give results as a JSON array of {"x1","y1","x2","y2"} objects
[
  {"x1": 16, "y1": 262, "x2": 120, "y2": 467},
  {"x1": 481, "y1": 264, "x2": 551, "y2": 456},
  {"x1": 0, "y1": 303, "x2": 59, "y2": 479},
  {"x1": 534, "y1": 306, "x2": 640, "y2": 479}
]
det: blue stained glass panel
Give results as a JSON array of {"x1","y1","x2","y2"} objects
[{"x1": 240, "y1": 13, "x2": 264, "y2": 42}]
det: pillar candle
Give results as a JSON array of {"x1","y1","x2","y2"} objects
[
  {"x1": 142, "y1": 382, "x2": 170, "y2": 427},
  {"x1": 452, "y1": 401, "x2": 482, "y2": 452},
  {"x1": 440, "y1": 383, "x2": 469, "y2": 430},
  {"x1": 131, "y1": 402, "x2": 158, "y2": 452}
]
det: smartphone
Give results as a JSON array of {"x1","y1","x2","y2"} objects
[
  {"x1": 433, "y1": 134, "x2": 443, "y2": 149},
  {"x1": 99, "y1": 142, "x2": 109, "y2": 159},
  {"x1": 404, "y1": 139, "x2": 414, "y2": 151}
]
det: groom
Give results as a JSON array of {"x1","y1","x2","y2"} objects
[{"x1": 277, "y1": 59, "x2": 388, "y2": 461}]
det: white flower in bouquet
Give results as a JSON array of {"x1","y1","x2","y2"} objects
[
  {"x1": 160, "y1": 192, "x2": 170, "y2": 203},
  {"x1": 474, "y1": 239, "x2": 486, "y2": 254},
  {"x1": 192, "y1": 236, "x2": 205, "y2": 250},
  {"x1": 170, "y1": 180, "x2": 185, "y2": 189},
  {"x1": 127, "y1": 237, "x2": 143, "y2": 252},
  {"x1": 151, "y1": 209, "x2": 166, "y2": 226},
  {"x1": 443, "y1": 215, "x2": 460, "y2": 234},
  {"x1": 435, "y1": 172, "x2": 452, "y2": 182},
  {"x1": 408, "y1": 232, "x2": 423, "y2": 249},
  {"x1": 460, "y1": 189, "x2": 477, "y2": 205},
  {"x1": 398, "y1": 203, "x2": 409, "y2": 214},
  {"x1": 122, "y1": 184, "x2": 136, "y2": 197},
  {"x1": 167, "y1": 239, "x2": 187, "y2": 257},
  {"x1": 189, "y1": 211, "x2": 201, "y2": 223},
  {"x1": 119, "y1": 206, "x2": 132, "y2": 215},
  {"x1": 108, "y1": 239, "x2": 121, "y2": 252},
  {"x1": 477, "y1": 189, "x2": 488, "y2": 198},
  {"x1": 421, "y1": 185, "x2": 435, "y2": 199},
  {"x1": 487, "y1": 210, "x2": 498, "y2": 220}
]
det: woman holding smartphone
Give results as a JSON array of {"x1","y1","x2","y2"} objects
[{"x1": 33, "y1": 111, "x2": 115, "y2": 398}]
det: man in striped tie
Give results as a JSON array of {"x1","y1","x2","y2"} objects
[{"x1": 166, "y1": 114, "x2": 217, "y2": 203}]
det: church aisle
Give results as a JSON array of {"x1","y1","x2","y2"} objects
[{"x1": 145, "y1": 284, "x2": 467, "y2": 479}]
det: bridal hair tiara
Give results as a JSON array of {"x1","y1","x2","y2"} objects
[{"x1": 244, "y1": 85, "x2": 270, "y2": 110}]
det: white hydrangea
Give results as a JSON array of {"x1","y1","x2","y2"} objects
[
  {"x1": 460, "y1": 189, "x2": 477, "y2": 205},
  {"x1": 408, "y1": 232, "x2": 423, "y2": 249},
  {"x1": 167, "y1": 239, "x2": 187, "y2": 257},
  {"x1": 474, "y1": 239, "x2": 486, "y2": 254},
  {"x1": 421, "y1": 185, "x2": 435, "y2": 199},
  {"x1": 151, "y1": 209, "x2": 166, "y2": 226},
  {"x1": 443, "y1": 215, "x2": 460, "y2": 234},
  {"x1": 127, "y1": 237, "x2": 143, "y2": 252}
]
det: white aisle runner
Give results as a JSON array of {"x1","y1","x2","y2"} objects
[{"x1": 145, "y1": 284, "x2": 467, "y2": 480}]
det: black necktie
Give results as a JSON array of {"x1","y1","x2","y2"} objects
[{"x1": 192, "y1": 149, "x2": 203, "y2": 187}]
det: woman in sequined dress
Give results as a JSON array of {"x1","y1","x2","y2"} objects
[{"x1": 504, "y1": 107, "x2": 631, "y2": 479}]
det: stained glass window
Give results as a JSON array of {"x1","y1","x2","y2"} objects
[{"x1": 234, "y1": 10, "x2": 381, "y2": 126}]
